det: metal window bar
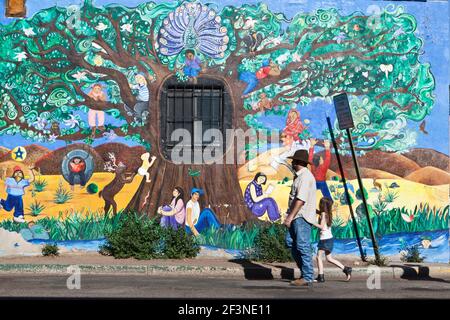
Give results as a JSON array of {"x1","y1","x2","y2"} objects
[{"x1": 164, "y1": 83, "x2": 225, "y2": 155}]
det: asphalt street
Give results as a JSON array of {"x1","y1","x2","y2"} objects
[{"x1": 0, "y1": 274, "x2": 449, "y2": 299}]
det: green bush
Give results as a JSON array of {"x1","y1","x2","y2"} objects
[
  {"x1": 42, "y1": 243, "x2": 59, "y2": 257},
  {"x1": 247, "y1": 224, "x2": 293, "y2": 263},
  {"x1": 368, "y1": 254, "x2": 390, "y2": 267},
  {"x1": 400, "y1": 245, "x2": 425, "y2": 263},
  {"x1": 101, "y1": 213, "x2": 200, "y2": 260},
  {"x1": 86, "y1": 183, "x2": 98, "y2": 194}
]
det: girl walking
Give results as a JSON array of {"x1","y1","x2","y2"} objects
[{"x1": 313, "y1": 197, "x2": 352, "y2": 282}]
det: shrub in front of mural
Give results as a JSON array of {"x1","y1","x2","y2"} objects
[
  {"x1": 400, "y1": 244, "x2": 425, "y2": 263},
  {"x1": 101, "y1": 213, "x2": 199, "y2": 259},
  {"x1": 163, "y1": 227, "x2": 200, "y2": 259},
  {"x1": 247, "y1": 224, "x2": 293, "y2": 263},
  {"x1": 42, "y1": 243, "x2": 59, "y2": 257}
]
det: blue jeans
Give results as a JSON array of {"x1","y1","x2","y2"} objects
[
  {"x1": 285, "y1": 217, "x2": 314, "y2": 282},
  {"x1": 1, "y1": 194, "x2": 24, "y2": 217},
  {"x1": 186, "y1": 208, "x2": 221, "y2": 234},
  {"x1": 316, "y1": 181, "x2": 332, "y2": 199}
]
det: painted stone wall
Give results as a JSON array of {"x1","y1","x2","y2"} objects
[{"x1": 0, "y1": 0, "x2": 448, "y2": 262}]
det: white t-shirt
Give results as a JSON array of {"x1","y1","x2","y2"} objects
[
  {"x1": 288, "y1": 167, "x2": 317, "y2": 224},
  {"x1": 320, "y1": 223, "x2": 333, "y2": 240},
  {"x1": 186, "y1": 200, "x2": 201, "y2": 226}
]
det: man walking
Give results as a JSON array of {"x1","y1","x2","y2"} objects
[{"x1": 284, "y1": 149, "x2": 317, "y2": 287}]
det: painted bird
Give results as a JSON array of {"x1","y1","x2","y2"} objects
[
  {"x1": 419, "y1": 120, "x2": 428, "y2": 135},
  {"x1": 188, "y1": 168, "x2": 201, "y2": 177},
  {"x1": 401, "y1": 213, "x2": 415, "y2": 223}
]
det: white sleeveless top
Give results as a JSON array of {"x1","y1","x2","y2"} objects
[{"x1": 320, "y1": 219, "x2": 333, "y2": 240}]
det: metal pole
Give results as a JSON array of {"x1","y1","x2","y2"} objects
[
  {"x1": 346, "y1": 128, "x2": 381, "y2": 262},
  {"x1": 326, "y1": 117, "x2": 366, "y2": 261}
]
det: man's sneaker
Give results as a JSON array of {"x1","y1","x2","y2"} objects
[
  {"x1": 13, "y1": 216, "x2": 26, "y2": 223},
  {"x1": 290, "y1": 278, "x2": 313, "y2": 287},
  {"x1": 314, "y1": 274, "x2": 325, "y2": 283},
  {"x1": 343, "y1": 266, "x2": 352, "y2": 281}
]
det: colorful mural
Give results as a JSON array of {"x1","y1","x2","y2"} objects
[{"x1": 0, "y1": 0, "x2": 448, "y2": 262}]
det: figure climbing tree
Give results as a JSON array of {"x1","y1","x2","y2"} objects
[{"x1": 0, "y1": 0, "x2": 434, "y2": 223}]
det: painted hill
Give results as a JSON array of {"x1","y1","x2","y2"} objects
[
  {"x1": 0, "y1": 146, "x2": 10, "y2": 158},
  {"x1": 403, "y1": 148, "x2": 449, "y2": 172},
  {"x1": 405, "y1": 166, "x2": 450, "y2": 186},
  {"x1": 0, "y1": 144, "x2": 50, "y2": 166},
  {"x1": 324, "y1": 150, "x2": 421, "y2": 178},
  {"x1": 239, "y1": 147, "x2": 447, "y2": 186},
  {"x1": 359, "y1": 168, "x2": 403, "y2": 180},
  {"x1": 35, "y1": 143, "x2": 103, "y2": 175}
]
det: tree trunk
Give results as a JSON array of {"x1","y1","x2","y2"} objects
[{"x1": 126, "y1": 70, "x2": 256, "y2": 225}]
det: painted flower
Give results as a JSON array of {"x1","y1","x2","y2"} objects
[
  {"x1": 333, "y1": 32, "x2": 346, "y2": 44},
  {"x1": 15, "y1": 52, "x2": 27, "y2": 62},
  {"x1": 33, "y1": 117, "x2": 48, "y2": 130},
  {"x1": 47, "y1": 134, "x2": 58, "y2": 143},
  {"x1": 72, "y1": 71, "x2": 87, "y2": 82},
  {"x1": 158, "y1": 3, "x2": 228, "y2": 59},
  {"x1": 23, "y1": 27, "x2": 35, "y2": 37},
  {"x1": 93, "y1": 55, "x2": 104, "y2": 66},
  {"x1": 291, "y1": 53, "x2": 302, "y2": 62},
  {"x1": 120, "y1": 23, "x2": 133, "y2": 33},
  {"x1": 63, "y1": 115, "x2": 79, "y2": 129},
  {"x1": 243, "y1": 17, "x2": 256, "y2": 30}
]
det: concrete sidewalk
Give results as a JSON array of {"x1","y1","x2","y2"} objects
[{"x1": 0, "y1": 253, "x2": 449, "y2": 280}]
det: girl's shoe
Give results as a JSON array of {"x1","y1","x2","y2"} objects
[
  {"x1": 343, "y1": 266, "x2": 352, "y2": 281},
  {"x1": 314, "y1": 274, "x2": 325, "y2": 283}
]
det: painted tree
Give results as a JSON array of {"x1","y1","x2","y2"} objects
[{"x1": 0, "y1": 1, "x2": 434, "y2": 223}]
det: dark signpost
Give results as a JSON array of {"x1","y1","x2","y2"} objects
[
  {"x1": 332, "y1": 93, "x2": 380, "y2": 263},
  {"x1": 326, "y1": 117, "x2": 366, "y2": 261}
]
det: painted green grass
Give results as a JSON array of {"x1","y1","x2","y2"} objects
[
  {"x1": 196, "y1": 225, "x2": 260, "y2": 250},
  {"x1": 198, "y1": 204, "x2": 449, "y2": 249},
  {"x1": 0, "y1": 210, "x2": 125, "y2": 241},
  {"x1": 0, "y1": 204, "x2": 447, "y2": 249}
]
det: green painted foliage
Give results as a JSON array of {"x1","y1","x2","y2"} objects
[{"x1": 0, "y1": 1, "x2": 436, "y2": 154}]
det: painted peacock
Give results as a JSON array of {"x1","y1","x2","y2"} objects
[{"x1": 158, "y1": 3, "x2": 229, "y2": 59}]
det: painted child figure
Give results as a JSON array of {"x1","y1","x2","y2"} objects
[
  {"x1": 183, "y1": 49, "x2": 202, "y2": 84},
  {"x1": 137, "y1": 153, "x2": 157, "y2": 183}
]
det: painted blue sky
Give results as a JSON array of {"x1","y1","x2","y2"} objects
[{"x1": 0, "y1": 0, "x2": 448, "y2": 154}]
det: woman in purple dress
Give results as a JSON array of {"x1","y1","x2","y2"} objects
[
  {"x1": 244, "y1": 173, "x2": 281, "y2": 222},
  {"x1": 158, "y1": 187, "x2": 186, "y2": 230}
]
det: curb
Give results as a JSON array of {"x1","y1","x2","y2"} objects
[{"x1": 0, "y1": 263, "x2": 449, "y2": 279}]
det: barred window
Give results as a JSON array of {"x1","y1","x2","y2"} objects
[{"x1": 160, "y1": 78, "x2": 232, "y2": 161}]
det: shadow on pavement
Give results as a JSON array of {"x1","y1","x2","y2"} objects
[
  {"x1": 228, "y1": 259, "x2": 274, "y2": 280},
  {"x1": 391, "y1": 264, "x2": 450, "y2": 283}
]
